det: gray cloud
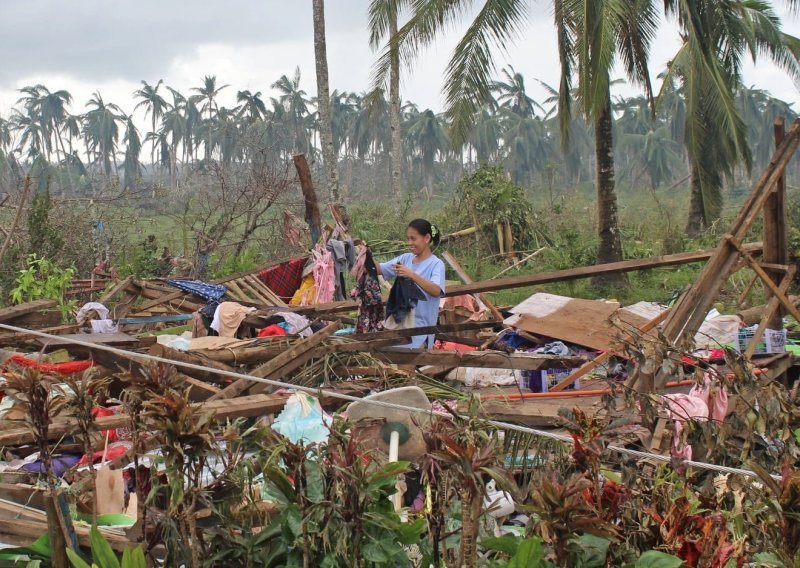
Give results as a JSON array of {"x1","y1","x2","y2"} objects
[{"x1": 0, "y1": 0, "x2": 365, "y2": 83}]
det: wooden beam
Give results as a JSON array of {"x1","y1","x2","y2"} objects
[
  {"x1": 0, "y1": 299, "x2": 57, "y2": 322},
  {"x1": 97, "y1": 275, "x2": 134, "y2": 307},
  {"x1": 372, "y1": 348, "x2": 585, "y2": 370},
  {"x1": 148, "y1": 343, "x2": 238, "y2": 384},
  {"x1": 763, "y1": 117, "x2": 789, "y2": 329},
  {"x1": 348, "y1": 321, "x2": 495, "y2": 342},
  {"x1": 442, "y1": 251, "x2": 505, "y2": 321},
  {"x1": 726, "y1": 235, "x2": 800, "y2": 325}
]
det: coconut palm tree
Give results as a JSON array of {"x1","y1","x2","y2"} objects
[
  {"x1": 191, "y1": 75, "x2": 229, "y2": 160},
  {"x1": 491, "y1": 65, "x2": 540, "y2": 118},
  {"x1": 121, "y1": 114, "x2": 142, "y2": 190},
  {"x1": 369, "y1": 0, "x2": 410, "y2": 200},
  {"x1": 11, "y1": 110, "x2": 45, "y2": 161},
  {"x1": 133, "y1": 80, "x2": 170, "y2": 177},
  {"x1": 236, "y1": 90, "x2": 267, "y2": 124},
  {"x1": 83, "y1": 92, "x2": 124, "y2": 176},
  {"x1": 662, "y1": 0, "x2": 800, "y2": 235},
  {"x1": 312, "y1": 0, "x2": 341, "y2": 204},
  {"x1": 272, "y1": 68, "x2": 312, "y2": 155},
  {"x1": 406, "y1": 108, "x2": 448, "y2": 194},
  {"x1": 17, "y1": 85, "x2": 73, "y2": 176}
]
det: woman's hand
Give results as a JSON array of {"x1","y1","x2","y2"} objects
[{"x1": 393, "y1": 263, "x2": 417, "y2": 280}]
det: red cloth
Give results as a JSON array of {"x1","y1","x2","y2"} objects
[
  {"x1": 6, "y1": 354, "x2": 94, "y2": 375},
  {"x1": 258, "y1": 258, "x2": 305, "y2": 302},
  {"x1": 434, "y1": 341, "x2": 475, "y2": 353},
  {"x1": 78, "y1": 443, "x2": 130, "y2": 466},
  {"x1": 258, "y1": 324, "x2": 287, "y2": 337}
]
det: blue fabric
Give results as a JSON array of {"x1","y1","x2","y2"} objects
[
  {"x1": 166, "y1": 279, "x2": 228, "y2": 302},
  {"x1": 381, "y1": 253, "x2": 446, "y2": 349}
]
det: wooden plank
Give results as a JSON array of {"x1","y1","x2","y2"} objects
[
  {"x1": 288, "y1": 244, "x2": 765, "y2": 315},
  {"x1": 727, "y1": 235, "x2": 800, "y2": 325},
  {"x1": 238, "y1": 277, "x2": 271, "y2": 304},
  {"x1": 442, "y1": 251, "x2": 504, "y2": 321},
  {"x1": 245, "y1": 274, "x2": 286, "y2": 306},
  {"x1": 225, "y1": 279, "x2": 251, "y2": 303},
  {"x1": 763, "y1": 117, "x2": 789, "y2": 329},
  {"x1": 36, "y1": 332, "x2": 138, "y2": 350},
  {"x1": 294, "y1": 153, "x2": 322, "y2": 244},
  {"x1": 211, "y1": 322, "x2": 339, "y2": 399},
  {"x1": 148, "y1": 343, "x2": 238, "y2": 384},
  {"x1": 97, "y1": 275, "x2": 134, "y2": 306},
  {"x1": 0, "y1": 299, "x2": 57, "y2": 322},
  {"x1": 372, "y1": 348, "x2": 585, "y2": 370},
  {"x1": 348, "y1": 321, "x2": 495, "y2": 342}
]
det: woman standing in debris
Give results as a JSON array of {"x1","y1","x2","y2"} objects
[{"x1": 377, "y1": 219, "x2": 446, "y2": 349}]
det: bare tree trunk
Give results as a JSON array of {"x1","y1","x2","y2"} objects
[
  {"x1": 389, "y1": 3, "x2": 403, "y2": 201},
  {"x1": 685, "y1": 160, "x2": 705, "y2": 238},
  {"x1": 592, "y1": 94, "x2": 627, "y2": 289},
  {"x1": 312, "y1": 0, "x2": 340, "y2": 205}
]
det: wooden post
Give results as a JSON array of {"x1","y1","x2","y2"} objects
[
  {"x1": 293, "y1": 154, "x2": 322, "y2": 245},
  {"x1": 763, "y1": 117, "x2": 788, "y2": 329}
]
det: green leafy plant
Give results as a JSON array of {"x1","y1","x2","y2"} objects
[
  {"x1": 66, "y1": 525, "x2": 146, "y2": 568},
  {"x1": 10, "y1": 253, "x2": 76, "y2": 320}
]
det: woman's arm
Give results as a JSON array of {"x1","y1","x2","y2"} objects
[{"x1": 394, "y1": 264, "x2": 442, "y2": 297}]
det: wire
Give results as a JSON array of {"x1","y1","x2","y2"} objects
[{"x1": 0, "y1": 322, "x2": 782, "y2": 481}]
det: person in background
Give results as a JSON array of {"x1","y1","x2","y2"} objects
[{"x1": 377, "y1": 219, "x2": 446, "y2": 349}]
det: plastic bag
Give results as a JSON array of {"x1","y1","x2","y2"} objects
[{"x1": 271, "y1": 393, "x2": 332, "y2": 445}]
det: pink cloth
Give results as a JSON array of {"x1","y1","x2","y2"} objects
[
  {"x1": 662, "y1": 373, "x2": 728, "y2": 460},
  {"x1": 313, "y1": 248, "x2": 336, "y2": 304},
  {"x1": 440, "y1": 294, "x2": 488, "y2": 322}
]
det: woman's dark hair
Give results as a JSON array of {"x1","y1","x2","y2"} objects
[{"x1": 408, "y1": 218, "x2": 441, "y2": 247}]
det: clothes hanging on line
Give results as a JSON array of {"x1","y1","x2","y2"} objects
[
  {"x1": 385, "y1": 277, "x2": 426, "y2": 325},
  {"x1": 257, "y1": 258, "x2": 305, "y2": 302},
  {"x1": 312, "y1": 247, "x2": 336, "y2": 304},
  {"x1": 351, "y1": 247, "x2": 384, "y2": 333},
  {"x1": 327, "y1": 239, "x2": 356, "y2": 301}
]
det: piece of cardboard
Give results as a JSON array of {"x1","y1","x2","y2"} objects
[{"x1": 95, "y1": 465, "x2": 125, "y2": 516}]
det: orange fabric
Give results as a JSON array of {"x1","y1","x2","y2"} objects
[{"x1": 6, "y1": 355, "x2": 94, "y2": 375}]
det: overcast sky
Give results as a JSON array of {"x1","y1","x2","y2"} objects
[{"x1": 0, "y1": 0, "x2": 798, "y2": 124}]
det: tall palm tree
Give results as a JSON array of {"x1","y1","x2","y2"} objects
[
  {"x1": 312, "y1": 0, "x2": 341, "y2": 204},
  {"x1": 133, "y1": 80, "x2": 170, "y2": 177},
  {"x1": 190, "y1": 75, "x2": 229, "y2": 160},
  {"x1": 11, "y1": 110, "x2": 45, "y2": 161},
  {"x1": 375, "y1": 0, "x2": 658, "y2": 287},
  {"x1": 272, "y1": 68, "x2": 312, "y2": 155},
  {"x1": 236, "y1": 90, "x2": 267, "y2": 124},
  {"x1": 369, "y1": 0, "x2": 410, "y2": 200},
  {"x1": 491, "y1": 65, "x2": 540, "y2": 118},
  {"x1": 17, "y1": 85, "x2": 73, "y2": 171},
  {"x1": 83, "y1": 92, "x2": 124, "y2": 176},
  {"x1": 121, "y1": 114, "x2": 142, "y2": 190},
  {"x1": 662, "y1": 0, "x2": 800, "y2": 235},
  {"x1": 406, "y1": 108, "x2": 448, "y2": 193}
]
